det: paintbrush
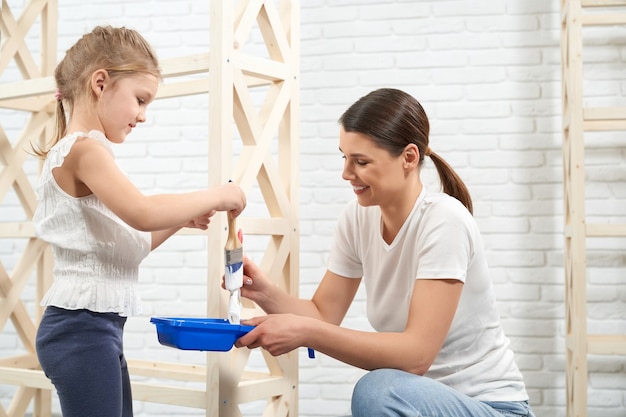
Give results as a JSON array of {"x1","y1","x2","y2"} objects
[{"x1": 224, "y1": 213, "x2": 243, "y2": 324}]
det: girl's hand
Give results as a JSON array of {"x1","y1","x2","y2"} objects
[
  {"x1": 213, "y1": 183, "x2": 247, "y2": 218},
  {"x1": 183, "y1": 209, "x2": 216, "y2": 230}
]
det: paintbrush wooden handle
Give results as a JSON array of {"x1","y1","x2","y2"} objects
[{"x1": 225, "y1": 214, "x2": 241, "y2": 250}]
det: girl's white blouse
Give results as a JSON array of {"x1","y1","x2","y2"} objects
[{"x1": 32, "y1": 130, "x2": 151, "y2": 317}]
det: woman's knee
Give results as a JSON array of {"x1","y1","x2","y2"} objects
[
  {"x1": 354, "y1": 369, "x2": 399, "y2": 398},
  {"x1": 352, "y1": 369, "x2": 423, "y2": 416}
]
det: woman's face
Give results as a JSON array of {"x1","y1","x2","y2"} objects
[{"x1": 339, "y1": 127, "x2": 411, "y2": 209}]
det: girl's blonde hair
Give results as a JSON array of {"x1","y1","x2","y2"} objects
[{"x1": 35, "y1": 25, "x2": 161, "y2": 157}]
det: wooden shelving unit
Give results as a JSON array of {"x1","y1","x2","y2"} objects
[
  {"x1": 560, "y1": 1, "x2": 626, "y2": 416},
  {"x1": 0, "y1": 1, "x2": 300, "y2": 416}
]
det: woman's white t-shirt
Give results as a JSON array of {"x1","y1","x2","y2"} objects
[{"x1": 327, "y1": 188, "x2": 528, "y2": 401}]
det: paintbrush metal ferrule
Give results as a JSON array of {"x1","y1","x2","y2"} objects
[{"x1": 224, "y1": 247, "x2": 243, "y2": 266}]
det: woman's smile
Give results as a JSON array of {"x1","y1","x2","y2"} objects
[{"x1": 353, "y1": 185, "x2": 370, "y2": 194}]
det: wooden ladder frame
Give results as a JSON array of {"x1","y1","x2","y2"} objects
[
  {"x1": 0, "y1": 1, "x2": 300, "y2": 416},
  {"x1": 560, "y1": 1, "x2": 626, "y2": 416}
]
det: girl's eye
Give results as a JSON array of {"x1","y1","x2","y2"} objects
[{"x1": 137, "y1": 98, "x2": 145, "y2": 105}]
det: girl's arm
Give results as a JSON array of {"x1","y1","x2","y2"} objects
[
  {"x1": 67, "y1": 137, "x2": 245, "y2": 231},
  {"x1": 150, "y1": 210, "x2": 217, "y2": 250},
  {"x1": 238, "y1": 277, "x2": 463, "y2": 376}
]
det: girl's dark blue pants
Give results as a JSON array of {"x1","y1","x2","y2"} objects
[{"x1": 36, "y1": 306, "x2": 132, "y2": 417}]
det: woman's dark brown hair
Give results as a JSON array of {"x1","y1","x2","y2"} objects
[{"x1": 338, "y1": 88, "x2": 473, "y2": 214}]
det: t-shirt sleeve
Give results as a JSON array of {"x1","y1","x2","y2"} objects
[{"x1": 415, "y1": 198, "x2": 475, "y2": 283}]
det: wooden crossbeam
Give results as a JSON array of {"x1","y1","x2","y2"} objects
[
  {"x1": 583, "y1": 0, "x2": 626, "y2": 6},
  {"x1": 582, "y1": 13, "x2": 626, "y2": 25},
  {"x1": 0, "y1": 112, "x2": 51, "y2": 215},
  {"x1": 0, "y1": 0, "x2": 47, "y2": 78},
  {"x1": 0, "y1": 238, "x2": 47, "y2": 352}
]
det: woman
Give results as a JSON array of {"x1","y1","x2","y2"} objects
[{"x1": 235, "y1": 88, "x2": 534, "y2": 417}]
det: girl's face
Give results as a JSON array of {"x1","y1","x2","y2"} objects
[
  {"x1": 96, "y1": 72, "x2": 158, "y2": 143},
  {"x1": 339, "y1": 127, "x2": 415, "y2": 209}
]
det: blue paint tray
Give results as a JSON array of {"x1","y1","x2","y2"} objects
[{"x1": 150, "y1": 317, "x2": 254, "y2": 352}]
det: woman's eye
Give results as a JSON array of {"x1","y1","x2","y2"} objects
[{"x1": 356, "y1": 160, "x2": 367, "y2": 166}]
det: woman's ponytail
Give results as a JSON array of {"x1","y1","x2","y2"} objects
[{"x1": 429, "y1": 151, "x2": 473, "y2": 214}]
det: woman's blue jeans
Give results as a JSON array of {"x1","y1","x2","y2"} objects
[
  {"x1": 351, "y1": 368, "x2": 536, "y2": 417},
  {"x1": 36, "y1": 306, "x2": 132, "y2": 417}
]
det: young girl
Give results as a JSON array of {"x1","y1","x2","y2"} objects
[
  {"x1": 234, "y1": 89, "x2": 536, "y2": 417},
  {"x1": 32, "y1": 25, "x2": 246, "y2": 417}
]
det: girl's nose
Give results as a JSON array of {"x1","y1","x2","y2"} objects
[{"x1": 137, "y1": 112, "x2": 146, "y2": 123}]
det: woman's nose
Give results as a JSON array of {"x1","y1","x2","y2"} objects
[{"x1": 342, "y1": 162, "x2": 353, "y2": 181}]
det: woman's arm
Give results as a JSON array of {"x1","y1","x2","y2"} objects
[
  {"x1": 238, "y1": 278, "x2": 463, "y2": 376},
  {"x1": 240, "y1": 258, "x2": 360, "y2": 322}
]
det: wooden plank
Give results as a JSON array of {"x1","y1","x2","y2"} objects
[
  {"x1": 582, "y1": 13, "x2": 626, "y2": 25},
  {"x1": 233, "y1": 0, "x2": 264, "y2": 51},
  {"x1": 0, "y1": 96, "x2": 53, "y2": 112},
  {"x1": 7, "y1": 386, "x2": 36, "y2": 417},
  {"x1": 562, "y1": 2, "x2": 590, "y2": 416},
  {"x1": 235, "y1": 376, "x2": 289, "y2": 404},
  {"x1": 237, "y1": 54, "x2": 290, "y2": 82},
  {"x1": 588, "y1": 334, "x2": 626, "y2": 354},
  {"x1": 0, "y1": 367, "x2": 53, "y2": 390},
  {"x1": 176, "y1": 218, "x2": 289, "y2": 236},
  {"x1": 0, "y1": 222, "x2": 36, "y2": 238},
  {"x1": 130, "y1": 382, "x2": 207, "y2": 408},
  {"x1": 0, "y1": 0, "x2": 47, "y2": 78},
  {"x1": 0, "y1": 354, "x2": 39, "y2": 368},
  {"x1": 582, "y1": 0, "x2": 626, "y2": 7},
  {"x1": 584, "y1": 106, "x2": 626, "y2": 120},
  {"x1": 586, "y1": 223, "x2": 626, "y2": 237},
  {"x1": 157, "y1": 79, "x2": 210, "y2": 99},
  {"x1": 128, "y1": 359, "x2": 206, "y2": 382},
  {"x1": 208, "y1": 3, "x2": 235, "y2": 416},
  {"x1": 160, "y1": 53, "x2": 209, "y2": 78},
  {"x1": 583, "y1": 119, "x2": 626, "y2": 131}
]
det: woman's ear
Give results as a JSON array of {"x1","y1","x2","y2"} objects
[
  {"x1": 403, "y1": 143, "x2": 419, "y2": 169},
  {"x1": 90, "y1": 69, "x2": 108, "y2": 98}
]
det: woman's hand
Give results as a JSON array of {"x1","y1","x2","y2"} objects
[
  {"x1": 221, "y1": 256, "x2": 275, "y2": 305},
  {"x1": 235, "y1": 314, "x2": 312, "y2": 356}
]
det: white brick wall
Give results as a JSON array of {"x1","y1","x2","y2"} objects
[{"x1": 2, "y1": 1, "x2": 625, "y2": 416}]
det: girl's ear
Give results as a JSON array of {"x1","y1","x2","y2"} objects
[{"x1": 90, "y1": 69, "x2": 108, "y2": 98}]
